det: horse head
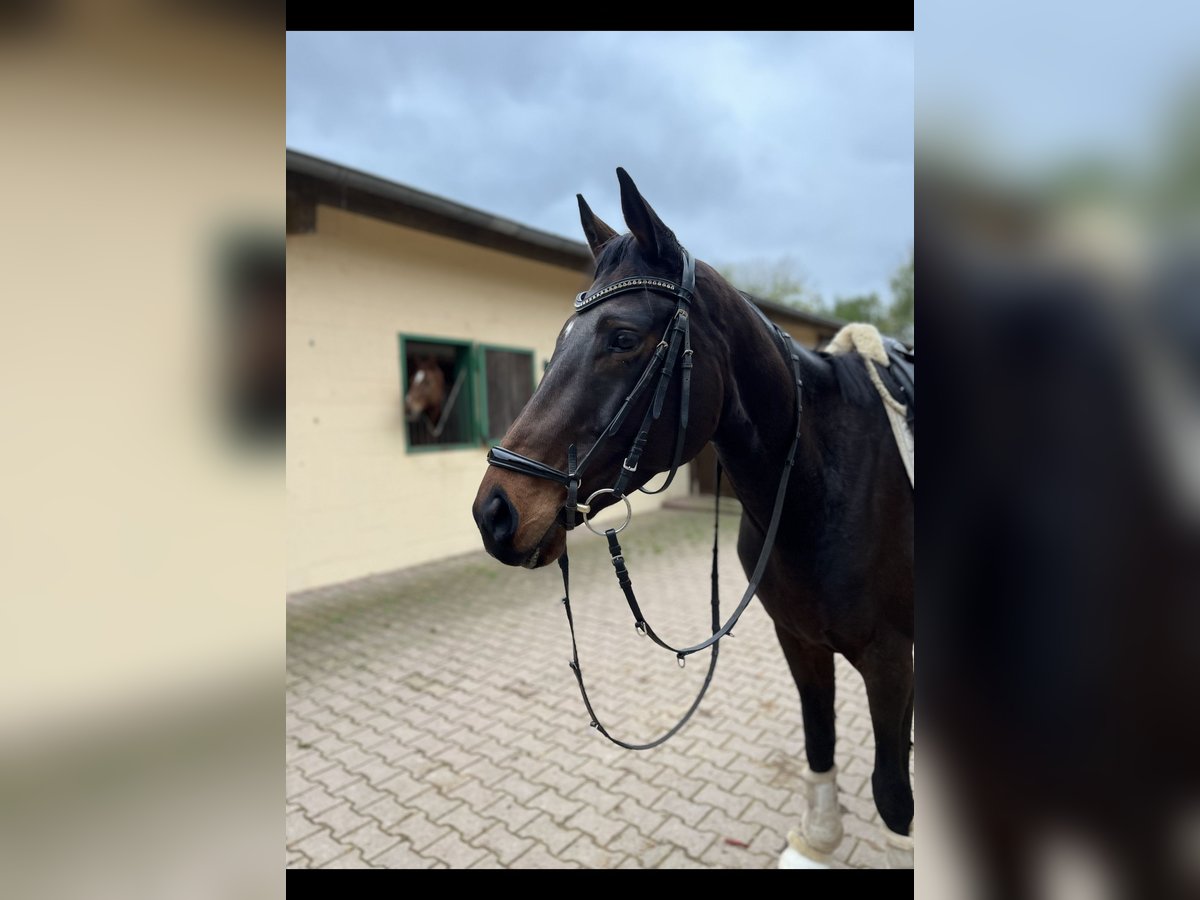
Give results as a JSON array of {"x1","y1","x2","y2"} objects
[
  {"x1": 472, "y1": 169, "x2": 738, "y2": 568},
  {"x1": 404, "y1": 356, "x2": 446, "y2": 424}
]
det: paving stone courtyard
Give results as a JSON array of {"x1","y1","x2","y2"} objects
[{"x1": 287, "y1": 506, "x2": 910, "y2": 869}]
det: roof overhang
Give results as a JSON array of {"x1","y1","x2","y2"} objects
[{"x1": 286, "y1": 149, "x2": 593, "y2": 273}]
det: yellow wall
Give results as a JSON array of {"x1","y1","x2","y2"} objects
[
  {"x1": 770, "y1": 314, "x2": 837, "y2": 350},
  {"x1": 287, "y1": 206, "x2": 693, "y2": 592}
]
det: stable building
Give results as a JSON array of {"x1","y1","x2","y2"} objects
[{"x1": 286, "y1": 150, "x2": 841, "y2": 592}]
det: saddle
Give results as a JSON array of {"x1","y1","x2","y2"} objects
[
  {"x1": 741, "y1": 299, "x2": 915, "y2": 435},
  {"x1": 825, "y1": 322, "x2": 915, "y2": 486},
  {"x1": 878, "y1": 337, "x2": 915, "y2": 433}
]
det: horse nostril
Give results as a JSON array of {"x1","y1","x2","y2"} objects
[{"x1": 484, "y1": 491, "x2": 517, "y2": 546}]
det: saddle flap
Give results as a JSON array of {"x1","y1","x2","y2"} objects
[{"x1": 878, "y1": 338, "x2": 915, "y2": 430}]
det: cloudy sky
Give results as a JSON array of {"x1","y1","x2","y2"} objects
[
  {"x1": 287, "y1": 32, "x2": 913, "y2": 302},
  {"x1": 917, "y1": 0, "x2": 1200, "y2": 173}
]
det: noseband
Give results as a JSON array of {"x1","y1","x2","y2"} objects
[{"x1": 485, "y1": 247, "x2": 804, "y2": 750}]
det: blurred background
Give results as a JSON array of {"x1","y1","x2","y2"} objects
[
  {"x1": 0, "y1": 3, "x2": 280, "y2": 899},
  {"x1": 917, "y1": 1, "x2": 1200, "y2": 897}
]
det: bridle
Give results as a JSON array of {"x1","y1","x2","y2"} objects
[
  {"x1": 485, "y1": 247, "x2": 805, "y2": 750},
  {"x1": 487, "y1": 249, "x2": 699, "y2": 532}
]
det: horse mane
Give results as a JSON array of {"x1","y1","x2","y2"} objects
[
  {"x1": 817, "y1": 349, "x2": 878, "y2": 409},
  {"x1": 818, "y1": 323, "x2": 892, "y2": 409}
]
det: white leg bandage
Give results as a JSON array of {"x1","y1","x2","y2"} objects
[
  {"x1": 884, "y1": 827, "x2": 914, "y2": 869},
  {"x1": 779, "y1": 829, "x2": 834, "y2": 869},
  {"x1": 777, "y1": 765, "x2": 844, "y2": 869},
  {"x1": 802, "y1": 764, "x2": 844, "y2": 853}
]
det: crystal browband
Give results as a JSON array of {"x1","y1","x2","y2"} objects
[{"x1": 574, "y1": 276, "x2": 689, "y2": 311}]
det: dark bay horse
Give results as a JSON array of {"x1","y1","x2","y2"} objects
[{"x1": 471, "y1": 169, "x2": 914, "y2": 867}]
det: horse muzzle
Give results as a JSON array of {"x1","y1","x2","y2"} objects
[{"x1": 472, "y1": 482, "x2": 566, "y2": 568}]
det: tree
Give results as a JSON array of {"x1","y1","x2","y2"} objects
[
  {"x1": 715, "y1": 256, "x2": 824, "y2": 313},
  {"x1": 718, "y1": 248, "x2": 914, "y2": 345},
  {"x1": 886, "y1": 248, "x2": 914, "y2": 344},
  {"x1": 831, "y1": 293, "x2": 885, "y2": 325}
]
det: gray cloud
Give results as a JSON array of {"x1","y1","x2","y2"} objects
[{"x1": 287, "y1": 31, "x2": 913, "y2": 300}]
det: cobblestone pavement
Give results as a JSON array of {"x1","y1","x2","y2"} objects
[{"x1": 287, "y1": 507, "x2": 912, "y2": 869}]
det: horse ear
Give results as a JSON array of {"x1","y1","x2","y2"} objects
[
  {"x1": 577, "y1": 194, "x2": 618, "y2": 259},
  {"x1": 616, "y1": 167, "x2": 680, "y2": 263}
]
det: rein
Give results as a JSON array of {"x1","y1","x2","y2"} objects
[{"x1": 486, "y1": 248, "x2": 804, "y2": 749}]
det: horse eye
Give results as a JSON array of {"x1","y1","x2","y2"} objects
[{"x1": 610, "y1": 331, "x2": 639, "y2": 352}]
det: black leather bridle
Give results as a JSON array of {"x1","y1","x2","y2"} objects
[
  {"x1": 487, "y1": 249, "x2": 699, "y2": 530},
  {"x1": 486, "y1": 247, "x2": 804, "y2": 750}
]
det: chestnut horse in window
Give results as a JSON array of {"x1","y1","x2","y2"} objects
[{"x1": 404, "y1": 357, "x2": 447, "y2": 429}]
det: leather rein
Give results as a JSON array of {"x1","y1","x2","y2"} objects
[{"x1": 486, "y1": 248, "x2": 804, "y2": 750}]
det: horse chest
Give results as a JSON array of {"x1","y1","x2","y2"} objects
[{"x1": 743, "y1": 527, "x2": 882, "y2": 653}]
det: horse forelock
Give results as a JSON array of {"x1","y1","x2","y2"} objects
[
  {"x1": 591, "y1": 233, "x2": 684, "y2": 285},
  {"x1": 592, "y1": 234, "x2": 637, "y2": 281}
]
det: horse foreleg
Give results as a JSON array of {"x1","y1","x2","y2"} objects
[
  {"x1": 774, "y1": 627, "x2": 843, "y2": 866},
  {"x1": 853, "y1": 632, "x2": 915, "y2": 868}
]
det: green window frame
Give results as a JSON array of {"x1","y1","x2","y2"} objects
[
  {"x1": 399, "y1": 334, "x2": 477, "y2": 453},
  {"x1": 476, "y1": 343, "x2": 538, "y2": 445},
  {"x1": 399, "y1": 334, "x2": 537, "y2": 454}
]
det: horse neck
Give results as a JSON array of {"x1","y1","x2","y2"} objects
[{"x1": 707, "y1": 296, "x2": 828, "y2": 528}]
